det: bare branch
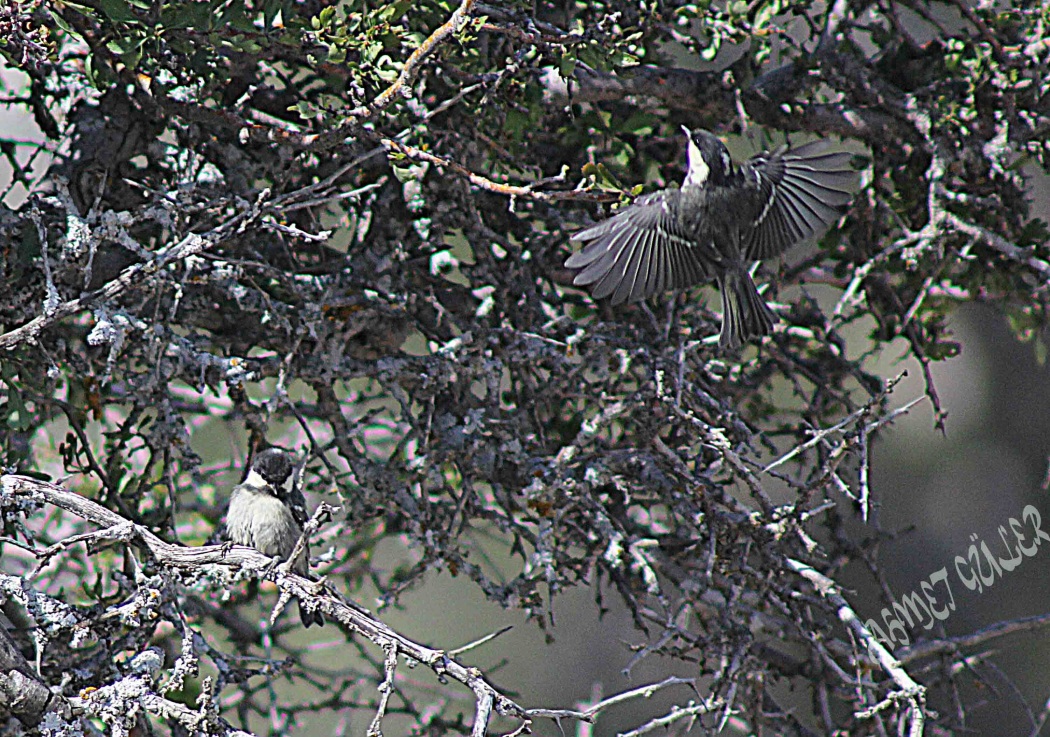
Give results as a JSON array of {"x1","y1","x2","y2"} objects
[{"x1": 787, "y1": 559, "x2": 927, "y2": 735}]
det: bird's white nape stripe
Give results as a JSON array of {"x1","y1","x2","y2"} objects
[{"x1": 684, "y1": 138, "x2": 710, "y2": 187}]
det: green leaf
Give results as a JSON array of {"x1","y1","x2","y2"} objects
[
  {"x1": 96, "y1": 0, "x2": 140, "y2": 23},
  {"x1": 47, "y1": 9, "x2": 76, "y2": 33},
  {"x1": 295, "y1": 99, "x2": 321, "y2": 120},
  {"x1": 106, "y1": 35, "x2": 146, "y2": 56},
  {"x1": 1, "y1": 363, "x2": 33, "y2": 433},
  {"x1": 1035, "y1": 336, "x2": 1047, "y2": 366},
  {"x1": 391, "y1": 164, "x2": 416, "y2": 182},
  {"x1": 84, "y1": 52, "x2": 114, "y2": 89},
  {"x1": 326, "y1": 45, "x2": 347, "y2": 64},
  {"x1": 753, "y1": 0, "x2": 782, "y2": 30},
  {"x1": 924, "y1": 340, "x2": 961, "y2": 360},
  {"x1": 559, "y1": 51, "x2": 577, "y2": 79},
  {"x1": 378, "y1": 0, "x2": 412, "y2": 23},
  {"x1": 162, "y1": 2, "x2": 217, "y2": 29},
  {"x1": 93, "y1": 0, "x2": 139, "y2": 23},
  {"x1": 261, "y1": 0, "x2": 284, "y2": 29},
  {"x1": 700, "y1": 35, "x2": 721, "y2": 61},
  {"x1": 620, "y1": 111, "x2": 658, "y2": 136}
]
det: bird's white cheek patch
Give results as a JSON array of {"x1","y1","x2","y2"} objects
[
  {"x1": 685, "y1": 139, "x2": 710, "y2": 187},
  {"x1": 244, "y1": 469, "x2": 268, "y2": 490}
]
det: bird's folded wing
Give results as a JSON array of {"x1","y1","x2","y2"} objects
[
  {"x1": 566, "y1": 190, "x2": 714, "y2": 305},
  {"x1": 742, "y1": 141, "x2": 855, "y2": 261},
  {"x1": 284, "y1": 487, "x2": 310, "y2": 526}
]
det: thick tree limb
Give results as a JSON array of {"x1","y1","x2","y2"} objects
[{"x1": 0, "y1": 474, "x2": 525, "y2": 734}]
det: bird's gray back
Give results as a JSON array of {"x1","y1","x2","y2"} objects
[{"x1": 675, "y1": 184, "x2": 749, "y2": 263}]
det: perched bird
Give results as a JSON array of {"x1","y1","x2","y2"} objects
[
  {"x1": 224, "y1": 448, "x2": 324, "y2": 627},
  {"x1": 566, "y1": 127, "x2": 855, "y2": 349}
]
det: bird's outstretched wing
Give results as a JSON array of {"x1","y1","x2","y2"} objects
[
  {"x1": 741, "y1": 141, "x2": 855, "y2": 261},
  {"x1": 566, "y1": 189, "x2": 715, "y2": 305}
]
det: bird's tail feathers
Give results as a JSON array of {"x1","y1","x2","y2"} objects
[
  {"x1": 299, "y1": 600, "x2": 324, "y2": 628},
  {"x1": 718, "y1": 270, "x2": 777, "y2": 350}
]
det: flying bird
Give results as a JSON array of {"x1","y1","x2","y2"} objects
[{"x1": 566, "y1": 127, "x2": 855, "y2": 349}]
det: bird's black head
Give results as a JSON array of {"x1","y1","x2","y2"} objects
[
  {"x1": 681, "y1": 127, "x2": 733, "y2": 188},
  {"x1": 247, "y1": 448, "x2": 295, "y2": 492}
]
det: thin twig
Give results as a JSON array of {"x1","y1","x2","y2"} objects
[
  {"x1": 787, "y1": 559, "x2": 927, "y2": 735},
  {"x1": 382, "y1": 138, "x2": 616, "y2": 203},
  {"x1": 898, "y1": 612, "x2": 1050, "y2": 665},
  {"x1": 616, "y1": 696, "x2": 726, "y2": 737},
  {"x1": 0, "y1": 203, "x2": 261, "y2": 351},
  {"x1": 353, "y1": 0, "x2": 479, "y2": 117},
  {"x1": 762, "y1": 383, "x2": 920, "y2": 474},
  {"x1": 449, "y1": 625, "x2": 514, "y2": 656},
  {"x1": 367, "y1": 642, "x2": 399, "y2": 737}
]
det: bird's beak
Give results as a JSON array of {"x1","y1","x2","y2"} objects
[{"x1": 681, "y1": 125, "x2": 692, "y2": 138}]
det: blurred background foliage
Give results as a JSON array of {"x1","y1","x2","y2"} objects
[{"x1": 1, "y1": 0, "x2": 1049, "y2": 734}]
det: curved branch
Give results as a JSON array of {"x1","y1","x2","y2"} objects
[
  {"x1": 382, "y1": 138, "x2": 617, "y2": 203},
  {"x1": 0, "y1": 473, "x2": 525, "y2": 733},
  {"x1": 787, "y1": 559, "x2": 927, "y2": 735},
  {"x1": 353, "y1": 0, "x2": 479, "y2": 117},
  {"x1": 0, "y1": 203, "x2": 261, "y2": 352}
]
